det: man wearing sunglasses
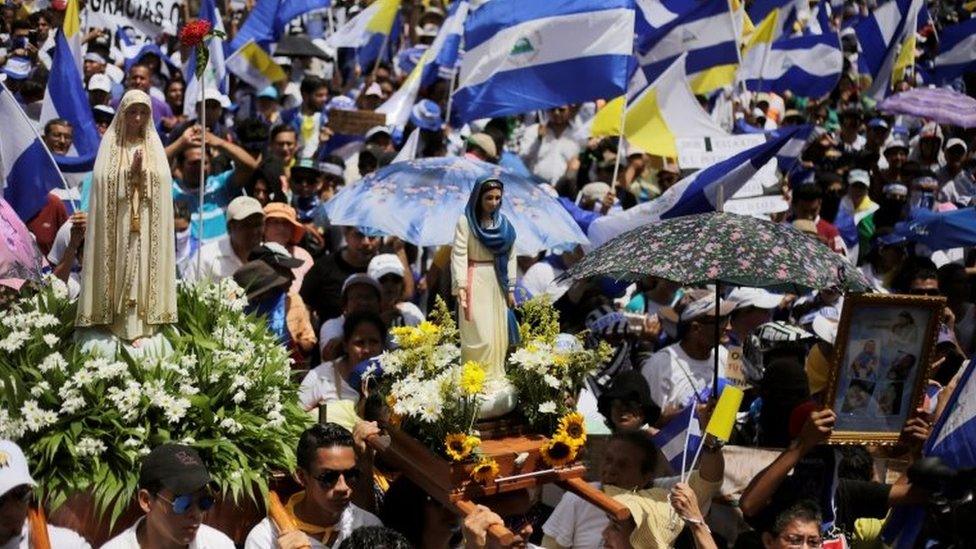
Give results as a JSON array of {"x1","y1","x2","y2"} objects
[
  {"x1": 101, "y1": 443, "x2": 234, "y2": 549},
  {"x1": 245, "y1": 422, "x2": 382, "y2": 549},
  {"x1": 0, "y1": 440, "x2": 91, "y2": 548}
]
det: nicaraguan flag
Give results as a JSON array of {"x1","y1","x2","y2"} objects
[
  {"x1": 636, "y1": 0, "x2": 739, "y2": 95},
  {"x1": 451, "y1": 0, "x2": 634, "y2": 126},
  {"x1": 0, "y1": 81, "x2": 69, "y2": 222},
  {"x1": 39, "y1": 28, "x2": 99, "y2": 166},
  {"x1": 419, "y1": 0, "x2": 468, "y2": 87},
  {"x1": 652, "y1": 401, "x2": 702, "y2": 473},
  {"x1": 379, "y1": 0, "x2": 470, "y2": 131},
  {"x1": 855, "y1": 0, "x2": 924, "y2": 101},
  {"x1": 230, "y1": 0, "x2": 331, "y2": 49},
  {"x1": 740, "y1": 32, "x2": 843, "y2": 98},
  {"x1": 635, "y1": 0, "x2": 695, "y2": 34},
  {"x1": 747, "y1": 0, "x2": 803, "y2": 39},
  {"x1": 934, "y1": 17, "x2": 976, "y2": 83},
  {"x1": 587, "y1": 125, "x2": 811, "y2": 247},
  {"x1": 883, "y1": 356, "x2": 976, "y2": 548},
  {"x1": 184, "y1": 0, "x2": 228, "y2": 116},
  {"x1": 651, "y1": 380, "x2": 727, "y2": 473}
]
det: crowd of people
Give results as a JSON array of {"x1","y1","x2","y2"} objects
[{"x1": 2, "y1": 0, "x2": 976, "y2": 547}]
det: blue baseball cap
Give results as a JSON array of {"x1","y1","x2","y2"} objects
[
  {"x1": 867, "y1": 118, "x2": 889, "y2": 130},
  {"x1": 410, "y1": 99, "x2": 443, "y2": 131},
  {"x1": 256, "y1": 85, "x2": 279, "y2": 100}
]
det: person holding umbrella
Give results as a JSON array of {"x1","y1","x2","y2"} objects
[{"x1": 640, "y1": 293, "x2": 736, "y2": 424}]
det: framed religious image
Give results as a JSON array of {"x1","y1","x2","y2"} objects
[{"x1": 825, "y1": 293, "x2": 945, "y2": 445}]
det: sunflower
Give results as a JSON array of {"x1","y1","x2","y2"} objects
[
  {"x1": 470, "y1": 456, "x2": 500, "y2": 484},
  {"x1": 459, "y1": 361, "x2": 486, "y2": 395},
  {"x1": 556, "y1": 412, "x2": 587, "y2": 446},
  {"x1": 540, "y1": 433, "x2": 579, "y2": 468},
  {"x1": 444, "y1": 433, "x2": 480, "y2": 461}
]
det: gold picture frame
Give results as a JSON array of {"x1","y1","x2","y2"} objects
[{"x1": 825, "y1": 293, "x2": 945, "y2": 445}]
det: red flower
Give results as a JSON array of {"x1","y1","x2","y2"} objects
[{"x1": 179, "y1": 19, "x2": 212, "y2": 48}]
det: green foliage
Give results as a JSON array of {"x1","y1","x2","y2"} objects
[{"x1": 0, "y1": 277, "x2": 309, "y2": 524}]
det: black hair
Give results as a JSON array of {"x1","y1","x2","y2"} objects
[
  {"x1": 837, "y1": 446, "x2": 874, "y2": 481},
  {"x1": 608, "y1": 431, "x2": 658, "y2": 474},
  {"x1": 911, "y1": 266, "x2": 939, "y2": 283},
  {"x1": 43, "y1": 117, "x2": 72, "y2": 136},
  {"x1": 296, "y1": 423, "x2": 355, "y2": 471},
  {"x1": 342, "y1": 311, "x2": 387, "y2": 344},
  {"x1": 300, "y1": 76, "x2": 329, "y2": 96},
  {"x1": 770, "y1": 500, "x2": 822, "y2": 535},
  {"x1": 474, "y1": 178, "x2": 504, "y2": 220},
  {"x1": 336, "y1": 526, "x2": 413, "y2": 549},
  {"x1": 173, "y1": 200, "x2": 191, "y2": 222},
  {"x1": 235, "y1": 117, "x2": 270, "y2": 151},
  {"x1": 270, "y1": 124, "x2": 297, "y2": 141},
  {"x1": 379, "y1": 477, "x2": 430, "y2": 546}
]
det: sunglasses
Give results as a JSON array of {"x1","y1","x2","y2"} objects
[
  {"x1": 0, "y1": 485, "x2": 32, "y2": 506},
  {"x1": 314, "y1": 467, "x2": 361, "y2": 488},
  {"x1": 156, "y1": 493, "x2": 216, "y2": 515},
  {"x1": 910, "y1": 288, "x2": 940, "y2": 296}
]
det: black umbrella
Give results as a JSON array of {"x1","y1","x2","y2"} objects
[{"x1": 274, "y1": 35, "x2": 331, "y2": 59}]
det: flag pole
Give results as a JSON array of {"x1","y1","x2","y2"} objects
[
  {"x1": 610, "y1": 100, "x2": 627, "y2": 189},
  {"x1": 444, "y1": 33, "x2": 464, "y2": 129},
  {"x1": 196, "y1": 65, "x2": 206, "y2": 276},
  {"x1": 371, "y1": 30, "x2": 392, "y2": 80},
  {"x1": 727, "y1": 0, "x2": 747, "y2": 96}
]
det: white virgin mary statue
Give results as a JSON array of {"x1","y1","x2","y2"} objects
[{"x1": 75, "y1": 90, "x2": 177, "y2": 342}]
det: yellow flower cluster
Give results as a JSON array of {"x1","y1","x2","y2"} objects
[
  {"x1": 470, "y1": 456, "x2": 500, "y2": 484},
  {"x1": 390, "y1": 321, "x2": 441, "y2": 349},
  {"x1": 444, "y1": 433, "x2": 481, "y2": 461},
  {"x1": 459, "y1": 361, "x2": 486, "y2": 395},
  {"x1": 540, "y1": 412, "x2": 587, "y2": 468}
]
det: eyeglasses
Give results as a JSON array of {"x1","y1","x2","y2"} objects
[
  {"x1": 314, "y1": 467, "x2": 361, "y2": 488},
  {"x1": 780, "y1": 534, "x2": 824, "y2": 547},
  {"x1": 155, "y1": 492, "x2": 216, "y2": 515},
  {"x1": 0, "y1": 485, "x2": 32, "y2": 506}
]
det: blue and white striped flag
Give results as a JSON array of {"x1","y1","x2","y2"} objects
[
  {"x1": 855, "y1": 0, "x2": 924, "y2": 101},
  {"x1": 652, "y1": 400, "x2": 702, "y2": 473},
  {"x1": 588, "y1": 125, "x2": 812, "y2": 247},
  {"x1": 739, "y1": 32, "x2": 843, "y2": 98},
  {"x1": 883, "y1": 356, "x2": 976, "y2": 548},
  {"x1": 0, "y1": 81, "x2": 69, "y2": 222},
  {"x1": 450, "y1": 0, "x2": 635, "y2": 125},
  {"x1": 635, "y1": 0, "x2": 739, "y2": 95},
  {"x1": 39, "y1": 28, "x2": 99, "y2": 165},
  {"x1": 933, "y1": 17, "x2": 976, "y2": 84}
]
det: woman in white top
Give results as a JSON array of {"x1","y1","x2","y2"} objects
[{"x1": 299, "y1": 311, "x2": 387, "y2": 411}]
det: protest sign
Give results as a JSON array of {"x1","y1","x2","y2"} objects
[
  {"x1": 676, "y1": 135, "x2": 767, "y2": 169},
  {"x1": 327, "y1": 110, "x2": 388, "y2": 135},
  {"x1": 85, "y1": 0, "x2": 183, "y2": 38}
]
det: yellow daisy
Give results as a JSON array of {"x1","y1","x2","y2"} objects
[
  {"x1": 556, "y1": 412, "x2": 587, "y2": 446},
  {"x1": 540, "y1": 433, "x2": 579, "y2": 468},
  {"x1": 459, "y1": 361, "x2": 486, "y2": 395},
  {"x1": 470, "y1": 456, "x2": 500, "y2": 484}
]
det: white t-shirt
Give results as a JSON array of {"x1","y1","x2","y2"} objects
[
  {"x1": 100, "y1": 517, "x2": 234, "y2": 549},
  {"x1": 0, "y1": 521, "x2": 90, "y2": 549},
  {"x1": 640, "y1": 343, "x2": 728, "y2": 409},
  {"x1": 185, "y1": 237, "x2": 244, "y2": 282},
  {"x1": 299, "y1": 361, "x2": 359, "y2": 410},
  {"x1": 243, "y1": 504, "x2": 381, "y2": 549},
  {"x1": 542, "y1": 483, "x2": 609, "y2": 548}
]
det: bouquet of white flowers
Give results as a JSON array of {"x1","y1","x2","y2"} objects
[{"x1": 0, "y1": 277, "x2": 309, "y2": 524}]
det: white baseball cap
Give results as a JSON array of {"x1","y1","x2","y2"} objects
[
  {"x1": 728, "y1": 287, "x2": 782, "y2": 310},
  {"x1": 88, "y1": 73, "x2": 112, "y2": 93},
  {"x1": 680, "y1": 294, "x2": 737, "y2": 322},
  {"x1": 226, "y1": 196, "x2": 265, "y2": 222},
  {"x1": 197, "y1": 88, "x2": 230, "y2": 108},
  {"x1": 368, "y1": 253, "x2": 405, "y2": 280},
  {"x1": 0, "y1": 440, "x2": 36, "y2": 497}
]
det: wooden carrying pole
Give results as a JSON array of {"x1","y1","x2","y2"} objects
[{"x1": 27, "y1": 506, "x2": 51, "y2": 549}]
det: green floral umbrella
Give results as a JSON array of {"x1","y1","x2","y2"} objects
[{"x1": 562, "y1": 211, "x2": 871, "y2": 292}]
